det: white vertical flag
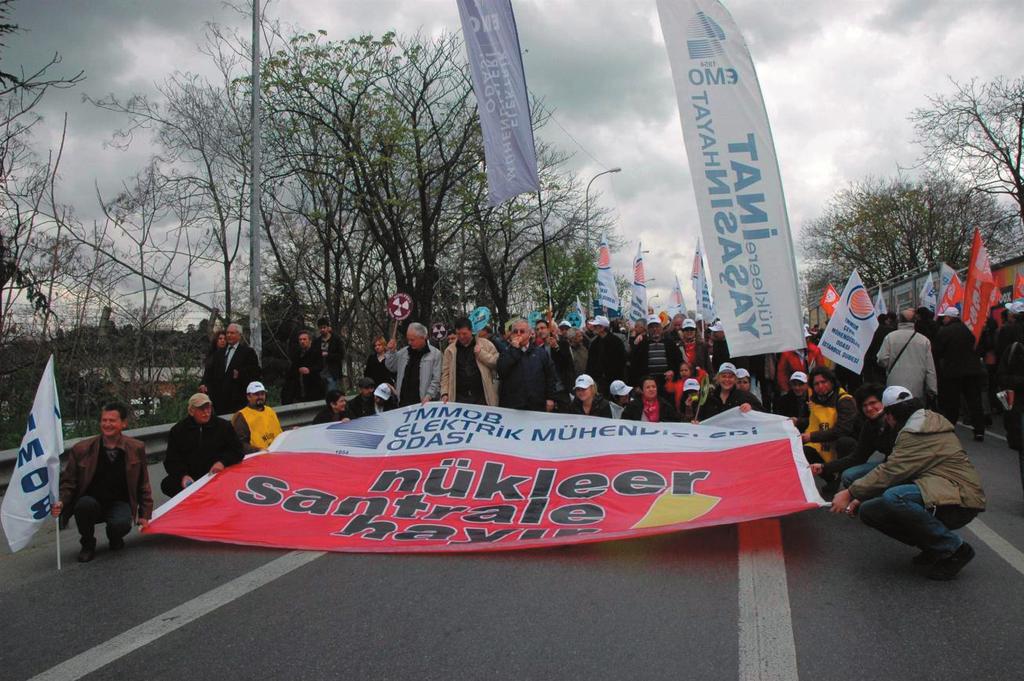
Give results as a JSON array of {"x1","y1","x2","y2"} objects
[
  {"x1": 2, "y1": 355, "x2": 64, "y2": 552},
  {"x1": 692, "y1": 240, "x2": 717, "y2": 321},
  {"x1": 919, "y1": 275, "x2": 938, "y2": 313},
  {"x1": 457, "y1": 0, "x2": 540, "y2": 205},
  {"x1": 658, "y1": 0, "x2": 804, "y2": 356},
  {"x1": 819, "y1": 270, "x2": 880, "y2": 374},
  {"x1": 874, "y1": 287, "x2": 887, "y2": 316},
  {"x1": 595, "y1": 234, "x2": 619, "y2": 312},
  {"x1": 630, "y1": 242, "x2": 648, "y2": 322},
  {"x1": 669, "y1": 274, "x2": 686, "y2": 316},
  {"x1": 937, "y1": 262, "x2": 958, "y2": 308},
  {"x1": 575, "y1": 296, "x2": 587, "y2": 326}
]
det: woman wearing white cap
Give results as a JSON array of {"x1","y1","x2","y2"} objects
[
  {"x1": 622, "y1": 376, "x2": 681, "y2": 423},
  {"x1": 698, "y1": 362, "x2": 763, "y2": 421},
  {"x1": 568, "y1": 374, "x2": 613, "y2": 417}
]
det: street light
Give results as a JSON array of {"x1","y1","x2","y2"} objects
[{"x1": 585, "y1": 167, "x2": 621, "y2": 250}]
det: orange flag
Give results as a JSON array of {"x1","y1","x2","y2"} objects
[
  {"x1": 820, "y1": 284, "x2": 840, "y2": 316},
  {"x1": 963, "y1": 229, "x2": 994, "y2": 341}
]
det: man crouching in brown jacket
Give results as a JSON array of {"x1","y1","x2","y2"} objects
[
  {"x1": 830, "y1": 385, "x2": 986, "y2": 581},
  {"x1": 50, "y1": 402, "x2": 153, "y2": 563}
]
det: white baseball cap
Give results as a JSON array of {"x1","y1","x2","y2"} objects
[
  {"x1": 938, "y1": 306, "x2": 960, "y2": 318},
  {"x1": 609, "y1": 379, "x2": 633, "y2": 397},
  {"x1": 882, "y1": 385, "x2": 914, "y2": 408},
  {"x1": 683, "y1": 378, "x2": 701, "y2": 392},
  {"x1": 717, "y1": 362, "x2": 737, "y2": 375},
  {"x1": 1005, "y1": 301, "x2": 1024, "y2": 314},
  {"x1": 558, "y1": 319, "x2": 571, "y2": 328},
  {"x1": 789, "y1": 371, "x2": 808, "y2": 384},
  {"x1": 682, "y1": 319, "x2": 697, "y2": 329},
  {"x1": 246, "y1": 381, "x2": 267, "y2": 394},
  {"x1": 736, "y1": 368, "x2": 750, "y2": 379},
  {"x1": 374, "y1": 383, "x2": 392, "y2": 400},
  {"x1": 574, "y1": 374, "x2": 596, "y2": 390},
  {"x1": 592, "y1": 315, "x2": 611, "y2": 328},
  {"x1": 646, "y1": 315, "x2": 661, "y2": 326},
  {"x1": 709, "y1": 322, "x2": 724, "y2": 332}
]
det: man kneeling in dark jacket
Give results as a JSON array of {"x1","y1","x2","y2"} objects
[{"x1": 161, "y1": 393, "x2": 244, "y2": 497}]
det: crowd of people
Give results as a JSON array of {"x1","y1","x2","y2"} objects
[{"x1": 51, "y1": 299, "x2": 1024, "y2": 580}]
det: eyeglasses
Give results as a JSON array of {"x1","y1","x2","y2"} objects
[{"x1": 512, "y1": 329, "x2": 529, "y2": 334}]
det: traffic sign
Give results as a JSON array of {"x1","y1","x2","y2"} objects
[{"x1": 387, "y1": 293, "x2": 413, "y2": 321}]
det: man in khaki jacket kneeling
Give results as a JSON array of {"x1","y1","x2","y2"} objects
[{"x1": 830, "y1": 385, "x2": 986, "y2": 581}]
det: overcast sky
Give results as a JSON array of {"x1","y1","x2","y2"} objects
[{"x1": 7, "y1": 0, "x2": 1024, "y2": 312}]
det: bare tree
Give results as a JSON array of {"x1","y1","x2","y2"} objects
[{"x1": 911, "y1": 77, "x2": 1024, "y2": 244}]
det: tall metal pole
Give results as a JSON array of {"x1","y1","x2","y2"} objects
[
  {"x1": 536, "y1": 191, "x2": 554, "y2": 314},
  {"x1": 584, "y1": 167, "x2": 621, "y2": 249},
  {"x1": 249, "y1": 0, "x2": 263, "y2": 359}
]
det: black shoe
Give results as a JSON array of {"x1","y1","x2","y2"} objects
[
  {"x1": 928, "y1": 542, "x2": 975, "y2": 581},
  {"x1": 77, "y1": 546, "x2": 96, "y2": 563},
  {"x1": 109, "y1": 537, "x2": 125, "y2": 551},
  {"x1": 912, "y1": 550, "x2": 941, "y2": 566},
  {"x1": 973, "y1": 434, "x2": 985, "y2": 442}
]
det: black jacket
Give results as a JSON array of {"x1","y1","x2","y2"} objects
[
  {"x1": 773, "y1": 391, "x2": 809, "y2": 422},
  {"x1": 312, "y1": 406, "x2": 349, "y2": 424},
  {"x1": 282, "y1": 346, "x2": 324, "y2": 404},
  {"x1": 586, "y1": 333, "x2": 627, "y2": 394},
  {"x1": 629, "y1": 337, "x2": 684, "y2": 385},
  {"x1": 164, "y1": 415, "x2": 243, "y2": 483},
  {"x1": 567, "y1": 394, "x2": 614, "y2": 418},
  {"x1": 933, "y1": 319, "x2": 984, "y2": 379},
  {"x1": 363, "y1": 352, "x2": 396, "y2": 387},
  {"x1": 698, "y1": 388, "x2": 763, "y2": 420},
  {"x1": 347, "y1": 394, "x2": 376, "y2": 419},
  {"x1": 203, "y1": 342, "x2": 262, "y2": 415},
  {"x1": 497, "y1": 343, "x2": 558, "y2": 411},
  {"x1": 318, "y1": 333, "x2": 345, "y2": 379},
  {"x1": 622, "y1": 396, "x2": 682, "y2": 422},
  {"x1": 822, "y1": 415, "x2": 897, "y2": 477}
]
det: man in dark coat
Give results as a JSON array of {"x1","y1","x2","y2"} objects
[
  {"x1": 161, "y1": 393, "x2": 244, "y2": 498},
  {"x1": 497, "y1": 318, "x2": 558, "y2": 412},
  {"x1": 200, "y1": 322, "x2": 262, "y2": 415},
  {"x1": 282, "y1": 329, "x2": 324, "y2": 405},
  {"x1": 317, "y1": 317, "x2": 345, "y2": 393},
  {"x1": 585, "y1": 315, "x2": 626, "y2": 396},
  {"x1": 933, "y1": 307, "x2": 985, "y2": 441},
  {"x1": 629, "y1": 316, "x2": 683, "y2": 389}
]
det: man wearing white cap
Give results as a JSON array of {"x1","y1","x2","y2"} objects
[
  {"x1": 830, "y1": 386, "x2": 985, "y2": 581},
  {"x1": 373, "y1": 383, "x2": 399, "y2": 414},
  {"x1": 933, "y1": 306, "x2": 986, "y2": 441},
  {"x1": 585, "y1": 314, "x2": 627, "y2": 396},
  {"x1": 774, "y1": 371, "x2": 810, "y2": 421},
  {"x1": 676, "y1": 318, "x2": 709, "y2": 373},
  {"x1": 608, "y1": 379, "x2": 634, "y2": 419},
  {"x1": 630, "y1": 315, "x2": 683, "y2": 390},
  {"x1": 231, "y1": 381, "x2": 282, "y2": 454}
]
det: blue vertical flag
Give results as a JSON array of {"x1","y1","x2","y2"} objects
[
  {"x1": 2, "y1": 355, "x2": 64, "y2": 552},
  {"x1": 457, "y1": 0, "x2": 541, "y2": 205}
]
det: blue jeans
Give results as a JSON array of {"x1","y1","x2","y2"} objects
[
  {"x1": 841, "y1": 462, "x2": 879, "y2": 489},
  {"x1": 858, "y1": 484, "x2": 976, "y2": 557}
]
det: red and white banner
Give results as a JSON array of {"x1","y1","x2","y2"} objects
[
  {"x1": 1014, "y1": 272, "x2": 1024, "y2": 301},
  {"x1": 963, "y1": 228, "x2": 994, "y2": 341},
  {"x1": 820, "y1": 284, "x2": 839, "y2": 316},
  {"x1": 145, "y1": 406, "x2": 822, "y2": 553}
]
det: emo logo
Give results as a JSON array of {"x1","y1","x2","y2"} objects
[{"x1": 686, "y1": 11, "x2": 726, "y2": 59}]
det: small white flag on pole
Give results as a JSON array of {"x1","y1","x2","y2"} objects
[
  {"x1": 874, "y1": 287, "x2": 887, "y2": 316},
  {"x1": 595, "y1": 234, "x2": 619, "y2": 312},
  {"x1": 919, "y1": 275, "x2": 938, "y2": 313},
  {"x1": 819, "y1": 270, "x2": 880, "y2": 374},
  {"x1": 2, "y1": 355, "x2": 64, "y2": 552},
  {"x1": 668, "y1": 274, "x2": 686, "y2": 317},
  {"x1": 629, "y1": 242, "x2": 648, "y2": 322}
]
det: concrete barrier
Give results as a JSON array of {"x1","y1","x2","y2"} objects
[{"x1": 0, "y1": 400, "x2": 324, "y2": 492}]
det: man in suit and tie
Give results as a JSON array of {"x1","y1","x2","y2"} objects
[{"x1": 200, "y1": 323, "x2": 262, "y2": 414}]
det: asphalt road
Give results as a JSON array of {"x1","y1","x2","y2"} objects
[{"x1": 3, "y1": 428, "x2": 1024, "y2": 681}]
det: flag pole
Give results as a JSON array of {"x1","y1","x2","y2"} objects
[
  {"x1": 56, "y1": 516, "x2": 61, "y2": 571},
  {"x1": 536, "y1": 191, "x2": 554, "y2": 314}
]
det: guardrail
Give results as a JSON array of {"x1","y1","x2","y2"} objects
[{"x1": 0, "y1": 400, "x2": 324, "y2": 491}]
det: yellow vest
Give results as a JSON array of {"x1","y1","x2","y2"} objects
[
  {"x1": 806, "y1": 389, "x2": 852, "y2": 462},
  {"x1": 239, "y1": 406, "x2": 282, "y2": 450}
]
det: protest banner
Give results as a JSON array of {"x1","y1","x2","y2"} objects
[
  {"x1": 145, "y1": 406, "x2": 822, "y2": 553},
  {"x1": 818, "y1": 270, "x2": 879, "y2": 374}
]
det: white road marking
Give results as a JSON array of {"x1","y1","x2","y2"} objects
[
  {"x1": 956, "y1": 422, "x2": 1007, "y2": 442},
  {"x1": 738, "y1": 519, "x2": 799, "y2": 681},
  {"x1": 966, "y1": 518, "x2": 1024, "y2": 577},
  {"x1": 29, "y1": 550, "x2": 325, "y2": 681}
]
